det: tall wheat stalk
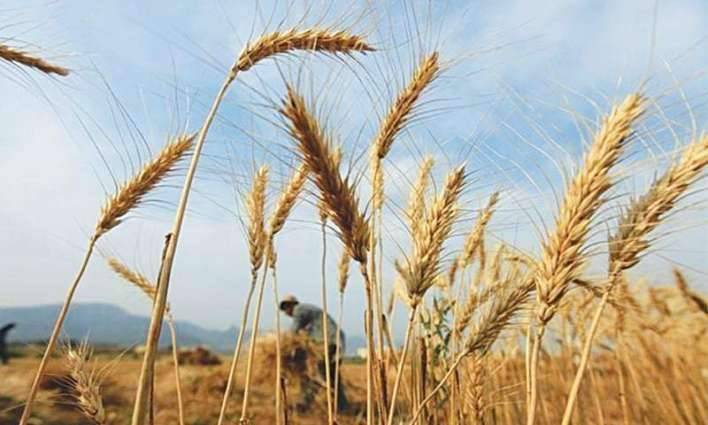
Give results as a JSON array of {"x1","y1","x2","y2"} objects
[
  {"x1": 388, "y1": 166, "x2": 465, "y2": 425},
  {"x1": 333, "y1": 249, "x2": 350, "y2": 419},
  {"x1": 561, "y1": 134, "x2": 708, "y2": 425},
  {"x1": 19, "y1": 134, "x2": 193, "y2": 425},
  {"x1": 217, "y1": 165, "x2": 269, "y2": 425},
  {"x1": 268, "y1": 163, "x2": 308, "y2": 424},
  {"x1": 279, "y1": 86, "x2": 375, "y2": 423},
  {"x1": 369, "y1": 53, "x2": 440, "y2": 415},
  {"x1": 130, "y1": 28, "x2": 371, "y2": 425}
]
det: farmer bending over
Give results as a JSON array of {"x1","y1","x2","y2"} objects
[{"x1": 279, "y1": 294, "x2": 349, "y2": 413}]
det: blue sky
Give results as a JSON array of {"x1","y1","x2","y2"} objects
[{"x1": 1, "y1": 0, "x2": 707, "y2": 339}]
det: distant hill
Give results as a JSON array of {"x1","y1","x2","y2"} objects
[
  {"x1": 0, "y1": 303, "x2": 366, "y2": 354},
  {"x1": 0, "y1": 303, "x2": 239, "y2": 353}
]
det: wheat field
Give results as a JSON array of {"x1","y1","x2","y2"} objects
[{"x1": 1, "y1": 2, "x2": 708, "y2": 425}]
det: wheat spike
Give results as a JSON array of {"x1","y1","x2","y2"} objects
[
  {"x1": 64, "y1": 342, "x2": 106, "y2": 425},
  {"x1": 371, "y1": 53, "x2": 440, "y2": 210},
  {"x1": 246, "y1": 166, "x2": 269, "y2": 278},
  {"x1": 269, "y1": 163, "x2": 308, "y2": 236},
  {"x1": 535, "y1": 94, "x2": 644, "y2": 324},
  {"x1": 106, "y1": 257, "x2": 156, "y2": 300},
  {"x1": 237, "y1": 28, "x2": 373, "y2": 72},
  {"x1": 318, "y1": 146, "x2": 342, "y2": 223},
  {"x1": 95, "y1": 134, "x2": 194, "y2": 238},
  {"x1": 280, "y1": 86, "x2": 369, "y2": 264},
  {"x1": 0, "y1": 44, "x2": 69, "y2": 76},
  {"x1": 337, "y1": 250, "x2": 351, "y2": 294},
  {"x1": 609, "y1": 135, "x2": 708, "y2": 274},
  {"x1": 458, "y1": 192, "x2": 500, "y2": 270},
  {"x1": 465, "y1": 277, "x2": 535, "y2": 355},
  {"x1": 372, "y1": 52, "x2": 440, "y2": 161},
  {"x1": 407, "y1": 156, "x2": 435, "y2": 239},
  {"x1": 397, "y1": 166, "x2": 465, "y2": 299}
]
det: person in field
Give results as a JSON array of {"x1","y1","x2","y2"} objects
[
  {"x1": 0, "y1": 323, "x2": 16, "y2": 365},
  {"x1": 279, "y1": 295, "x2": 349, "y2": 413}
]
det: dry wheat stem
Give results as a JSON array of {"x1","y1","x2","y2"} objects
[
  {"x1": 106, "y1": 257, "x2": 184, "y2": 425},
  {"x1": 0, "y1": 43, "x2": 69, "y2": 76},
  {"x1": 320, "y1": 221, "x2": 335, "y2": 425},
  {"x1": 408, "y1": 351, "x2": 467, "y2": 425},
  {"x1": 270, "y1": 261, "x2": 284, "y2": 425},
  {"x1": 387, "y1": 304, "x2": 418, "y2": 425},
  {"x1": 239, "y1": 241, "x2": 272, "y2": 423},
  {"x1": 131, "y1": 67, "x2": 241, "y2": 425},
  {"x1": 19, "y1": 237, "x2": 95, "y2": 425},
  {"x1": 561, "y1": 135, "x2": 708, "y2": 425},
  {"x1": 268, "y1": 164, "x2": 308, "y2": 425},
  {"x1": 217, "y1": 275, "x2": 257, "y2": 425},
  {"x1": 527, "y1": 93, "x2": 644, "y2": 425}
]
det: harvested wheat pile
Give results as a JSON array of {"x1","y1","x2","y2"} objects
[
  {"x1": 252, "y1": 332, "x2": 324, "y2": 386},
  {"x1": 177, "y1": 346, "x2": 222, "y2": 366}
]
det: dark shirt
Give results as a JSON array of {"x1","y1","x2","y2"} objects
[{"x1": 290, "y1": 303, "x2": 345, "y2": 352}]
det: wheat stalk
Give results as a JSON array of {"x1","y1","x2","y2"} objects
[
  {"x1": 562, "y1": 134, "x2": 708, "y2": 425},
  {"x1": 528, "y1": 93, "x2": 644, "y2": 425},
  {"x1": 237, "y1": 28, "x2": 373, "y2": 72},
  {"x1": 20, "y1": 134, "x2": 193, "y2": 425},
  {"x1": 268, "y1": 163, "x2": 307, "y2": 425},
  {"x1": 106, "y1": 257, "x2": 185, "y2": 425},
  {"x1": 0, "y1": 43, "x2": 69, "y2": 76},
  {"x1": 388, "y1": 166, "x2": 465, "y2": 425},
  {"x1": 397, "y1": 166, "x2": 465, "y2": 299}
]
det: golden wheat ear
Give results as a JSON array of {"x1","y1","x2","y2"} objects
[
  {"x1": 407, "y1": 156, "x2": 435, "y2": 240},
  {"x1": 535, "y1": 93, "x2": 644, "y2": 324},
  {"x1": 609, "y1": 135, "x2": 708, "y2": 274},
  {"x1": 0, "y1": 44, "x2": 70, "y2": 76},
  {"x1": 95, "y1": 134, "x2": 194, "y2": 238},
  {"x1": 400, "y1": 165, "x2": 466, "y2": 299},
  {"x1": 245, "y1": 166, "x2": 269, "y2": 278},
  {"x1": 280, "y1": 86, "x2": 369, "y2": 264},
  {"x1": 236, "y1": 28, "x2": 373, "y2": 72},
  {"x1": 269, "y1": 163, "x2": 308, "y2": 236},
  {"x1": 106, "y1": 257, "x2": 156, "y2": 300}
]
